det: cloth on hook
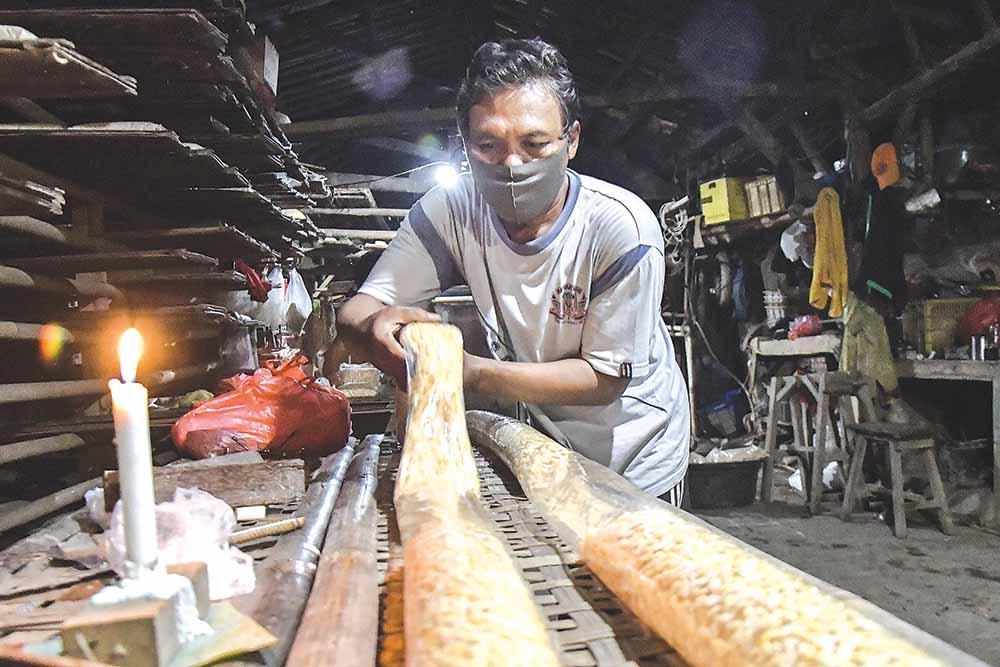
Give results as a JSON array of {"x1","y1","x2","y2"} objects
[{"x1": 809, "y1": 187, "x2": 849, "y2": 318}]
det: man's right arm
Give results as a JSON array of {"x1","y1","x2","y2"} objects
[{"x1": 335, "y1": 293, "x2": 439, "y2": 387}]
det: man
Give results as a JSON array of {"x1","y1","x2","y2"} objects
[{"x1": 336, "y1": 38, "x2": 690, "y2": 503}]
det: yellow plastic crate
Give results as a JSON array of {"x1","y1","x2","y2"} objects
[
  {"x1": 744, "y1": 175, "x2": 785, "y2": 218},
  {"x1": 904, "y1": 298, "x2": 978, "y2": 354},
  {"x1": 700, "y1": 177, "x2": 749, "y2": 225}
]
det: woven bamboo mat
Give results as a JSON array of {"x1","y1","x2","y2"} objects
[{"x1": 375, "y1": 439, "x2": 686, "y2": 667}]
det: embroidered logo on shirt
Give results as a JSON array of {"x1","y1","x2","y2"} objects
[{"x1": 549, "y1": 284, "x2": 588, "y2": 323}]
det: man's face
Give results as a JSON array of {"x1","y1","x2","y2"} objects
[{"x1": 466, "y1": 84, "x2": 580, "y2": 167}]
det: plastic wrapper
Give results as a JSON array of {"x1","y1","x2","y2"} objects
[
  {"x1": 101, "y1": 487, "x2": 255, "y2": 600},
  {"x1": 171, "y1": 355, "x2": 351, "y2": 459},
  {"x1": 466, "y1": 411, "x2": 953, "y2": 667},
  {"x1": 699, "y1": 444, "x2": 769, "y2": 464}
]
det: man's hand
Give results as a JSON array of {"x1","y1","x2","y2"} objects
[{"x1": 365, "y1": 306, "x2": 440, "y2": 386}]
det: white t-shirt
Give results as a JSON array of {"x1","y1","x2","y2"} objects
[{"x1": 360, "y1": 169, "x2": 690, "y2": 495}]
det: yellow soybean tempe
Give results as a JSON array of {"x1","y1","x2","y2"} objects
[
  {"x1": 466, "y1": 411, "x2": 948, "y2": 667},
  {"x1": 584, "y1": 511, "x2": 943, "y2": 667},
  {"x1": 396, "y1": 324, "x2": 559, "y2": 667}
]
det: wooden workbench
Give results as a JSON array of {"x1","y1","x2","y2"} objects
[{"x1": 895, "y1": 359, "x2": 1000, "y2": 499}]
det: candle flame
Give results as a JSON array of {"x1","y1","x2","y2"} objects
[{"x1": 118, "y1": 328, "x2": 143, "y2": 383}]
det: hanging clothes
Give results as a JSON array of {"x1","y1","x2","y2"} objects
[
  {"x1": 809, "y1": 187, "x2": 849, "y2": 318},
  {"x1": 857, "y1": 175, "x2": 907, "y2": 310},
  {"x1": 842, "y1": 292, "x2": 899, "y2": 392}
]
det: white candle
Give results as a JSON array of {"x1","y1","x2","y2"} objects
[{"x1": 108, "y1": 328, "x2": 158, "y2": 576}]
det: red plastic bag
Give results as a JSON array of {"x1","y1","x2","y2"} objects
[
  {"x1": 171, "y1": 356, "x2": 351, "y2": 459},
  {"x1": 958, "y1": 296, "x2": 1000, "y2": 340},
  {"x1": 788, "y1": 315, "x2": 823, "y2": 341}
]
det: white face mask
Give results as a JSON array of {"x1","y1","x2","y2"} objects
[{"x1": 468, "y1": 142, "x2": 569, "y2": 226}]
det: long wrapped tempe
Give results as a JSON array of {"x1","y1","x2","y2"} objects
[
  {"x1": 467, "y1": 410, "x2": 986, "y2": 667},
  {"x1": 396, "y1": 324, "x2": 558, "y2": 667}
]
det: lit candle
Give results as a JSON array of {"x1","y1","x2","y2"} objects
[{"x1": 108, "y1": 328, "x2": 158, "y2": 577}]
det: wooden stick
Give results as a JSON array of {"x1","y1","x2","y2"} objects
[
  {"x1": 322, "y1": 228, "x2": 397, "y2": 241},
  {"x1": 0, "y1": 645, "x2": 107, "y2": 667},
  {"x1": 251, "y1": 441, "x2": 357, "y2": 666},
  {"x1": 0, "y1": 478, "x2": 100, "y2": 533},
  {"x1": 0, "y1": 433, "x2": 86, "y2": 465},
  {"x1": 286, "y1": 437, "x2": 382, "y2": 667}
]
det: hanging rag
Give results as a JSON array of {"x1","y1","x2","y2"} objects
[
  {"x1": 235, "y1": 259, "x2": 271, "y2": 303},
  {"x1": 841, "y1": 292, "x2": 898, "y2": 392},
  {"x1": 857, "y1": 176, "x2": 907, "y2": 310},
  {"x1": 809, "y1": 187, "x2": 849, "y2": 318}
]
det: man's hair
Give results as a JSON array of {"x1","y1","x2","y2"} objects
[{"x1": 456, "y1": 38, "x2": 580, "y2": 137}]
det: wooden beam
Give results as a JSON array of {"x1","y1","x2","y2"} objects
[
  {"x1": 789, "y1": 121, "x2": 832, "y2": 178},
  {"x1": 310, "y1": 207, "x2": 409, "y2": 217},
  {"x1": 859, "y1": 28, "x2": 1000, "y2": 124},
  {"x1": 0, "y1": 434, "x2": 86, "y2": 466},
  {"x1": 583, "y1": 80, "x2": 828, "y2": 109},
  {"x1": 725, "y1": 104, "x2": 787, "y2": 167},
  {"x1": 326, "y1": 172, "x2": 432, "y2": 194},
  {"x1": 322, "y1": 228, "x2": 397, "y2": 241},
  {"x1": 0, "y1": 478, "x2": 101, "y2": 533},
  {"x1": 0, "y1": 97, "x2": 64, "y2": 124},
  {"x1": 282, "y1": 108, "x2": 456, "y2": 140},
  {"x1": 103, "y1": 460, "x2": 306, "y2": 510},
  {"x1": 361, "y1": 137, "x2": 449, "y2": 161}
]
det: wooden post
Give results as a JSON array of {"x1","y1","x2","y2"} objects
[
  {"x1": 0, "y1": 478, "x2": 100, "y2": 533},
  {"x1": 0, "y1": 434, "x2": 86, "y2": 465}
]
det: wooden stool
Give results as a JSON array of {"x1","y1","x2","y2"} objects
[
  {"x1": 841, "y1": 421, "x2": 954, "y2": 538},
  {"x1": 762, "y1": 372, "x2": 861, "y2": 511}
]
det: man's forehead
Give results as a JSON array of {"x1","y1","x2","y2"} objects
[{"x1": 468, "y1": 83, "x2": 562, "y2": 133}]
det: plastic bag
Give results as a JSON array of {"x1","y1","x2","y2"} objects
[
  {"x1": 255, "y1": 265, "x2": 287, "y2": 328},
  {"x1": 171, "y1": 355, "x2": 351, "y2": 459},
  {"x1": 284, "y1": 268, "x2": 312, "y2": 335},
  {"x1": 100, "y1": 487, "x2": 255, "y2": 600},
  {"x1": 788, "y1": 314, "x2": 823, "y2": 340}
]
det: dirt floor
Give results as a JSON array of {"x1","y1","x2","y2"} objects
[{"x1": 698, "y1": 500, "x2": 1000, "y2": 666}]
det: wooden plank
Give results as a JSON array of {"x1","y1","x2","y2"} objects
[
  {"x1": 3, "y1": 250, "x2": 218, "y2": 275},
  {"x1": 751, "y1": 334, "x2": 843, "y2": 357},
  {"x1": 103, "y1": 460, "x2": 306, "y2": 510},
  {"x1": 282, "y1": 108, "x2": 456, "y2": 140},
  {"x1": 0, "y1": 434, "x2": 86, "y2": 466},
  {"x1": 894, "y1": 359, "x2": 1000, "y2": 382},
  {"x1": 0, "y1": 41, "x2": 137, "y2": 99},
  {"x1": 326, "y1": 172, "x2": 431, "y2": 194},
  {"x1": 309, "y1": 207, "x2": 409, "y2": 218}
]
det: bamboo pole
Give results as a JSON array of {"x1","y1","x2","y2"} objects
[
  {"x1": 251, "y1": 440, "x2": 358, "y2": 667},
  {"x1": 0, "y1": 362, "x2": 219, "y2": 405},
  {"x1": 286, "y1": 436, "x2": 382, "y2": 667},
  {"x1": 0, "y1": 478, "x2": 100, "y2": 533},
  {"x1": 0, "y1": 434, "x2": 86, "y2": 465}
]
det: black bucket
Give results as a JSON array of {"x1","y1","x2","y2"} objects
[{"x1": 688, "y1": 460, "x2": 762, "y2": 509}]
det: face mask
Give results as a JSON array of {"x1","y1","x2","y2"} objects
[{"x1": 468, "y1": 142, "x2": 569, "y2": 226}]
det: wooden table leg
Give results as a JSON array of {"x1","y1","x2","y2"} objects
[
  {"x1": 762, "y1": 376, "x2": 780, "y2": 504},
  {"x1": 809, "y1": 377, "x2": 829, "y2": 515},
  {"x1": 840, "y1": 437, "x2": 867, "y2": 520}
]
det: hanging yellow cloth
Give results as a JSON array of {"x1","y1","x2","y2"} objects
[{"x1": 809, "y1": 187, "x2": 849, "y2": 318}]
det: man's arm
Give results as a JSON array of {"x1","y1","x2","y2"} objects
[
  {"x1": 335, "y1": 293, "x2": 439, "y2": 386},
  {"x1": 464, "y1": 354, "x2": 628, "y2": 406}
]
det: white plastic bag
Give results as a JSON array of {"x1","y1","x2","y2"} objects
[
  {"x1": 284, "y1": 268, "x2": 312, "y2": 335},
  {"x1": 101, "y1": 487, "x2": 255, "y2": 600},
  {"x1": 255, "y1": 265, "x2": 287, "y2": 328}
]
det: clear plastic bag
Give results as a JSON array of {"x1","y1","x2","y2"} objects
[
  {"x1": 101, "y1": 487, "x2": 255, "y2": 600},
  {"x1": 255, "y1": 265, "x2": 287, "y2": 328}
]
